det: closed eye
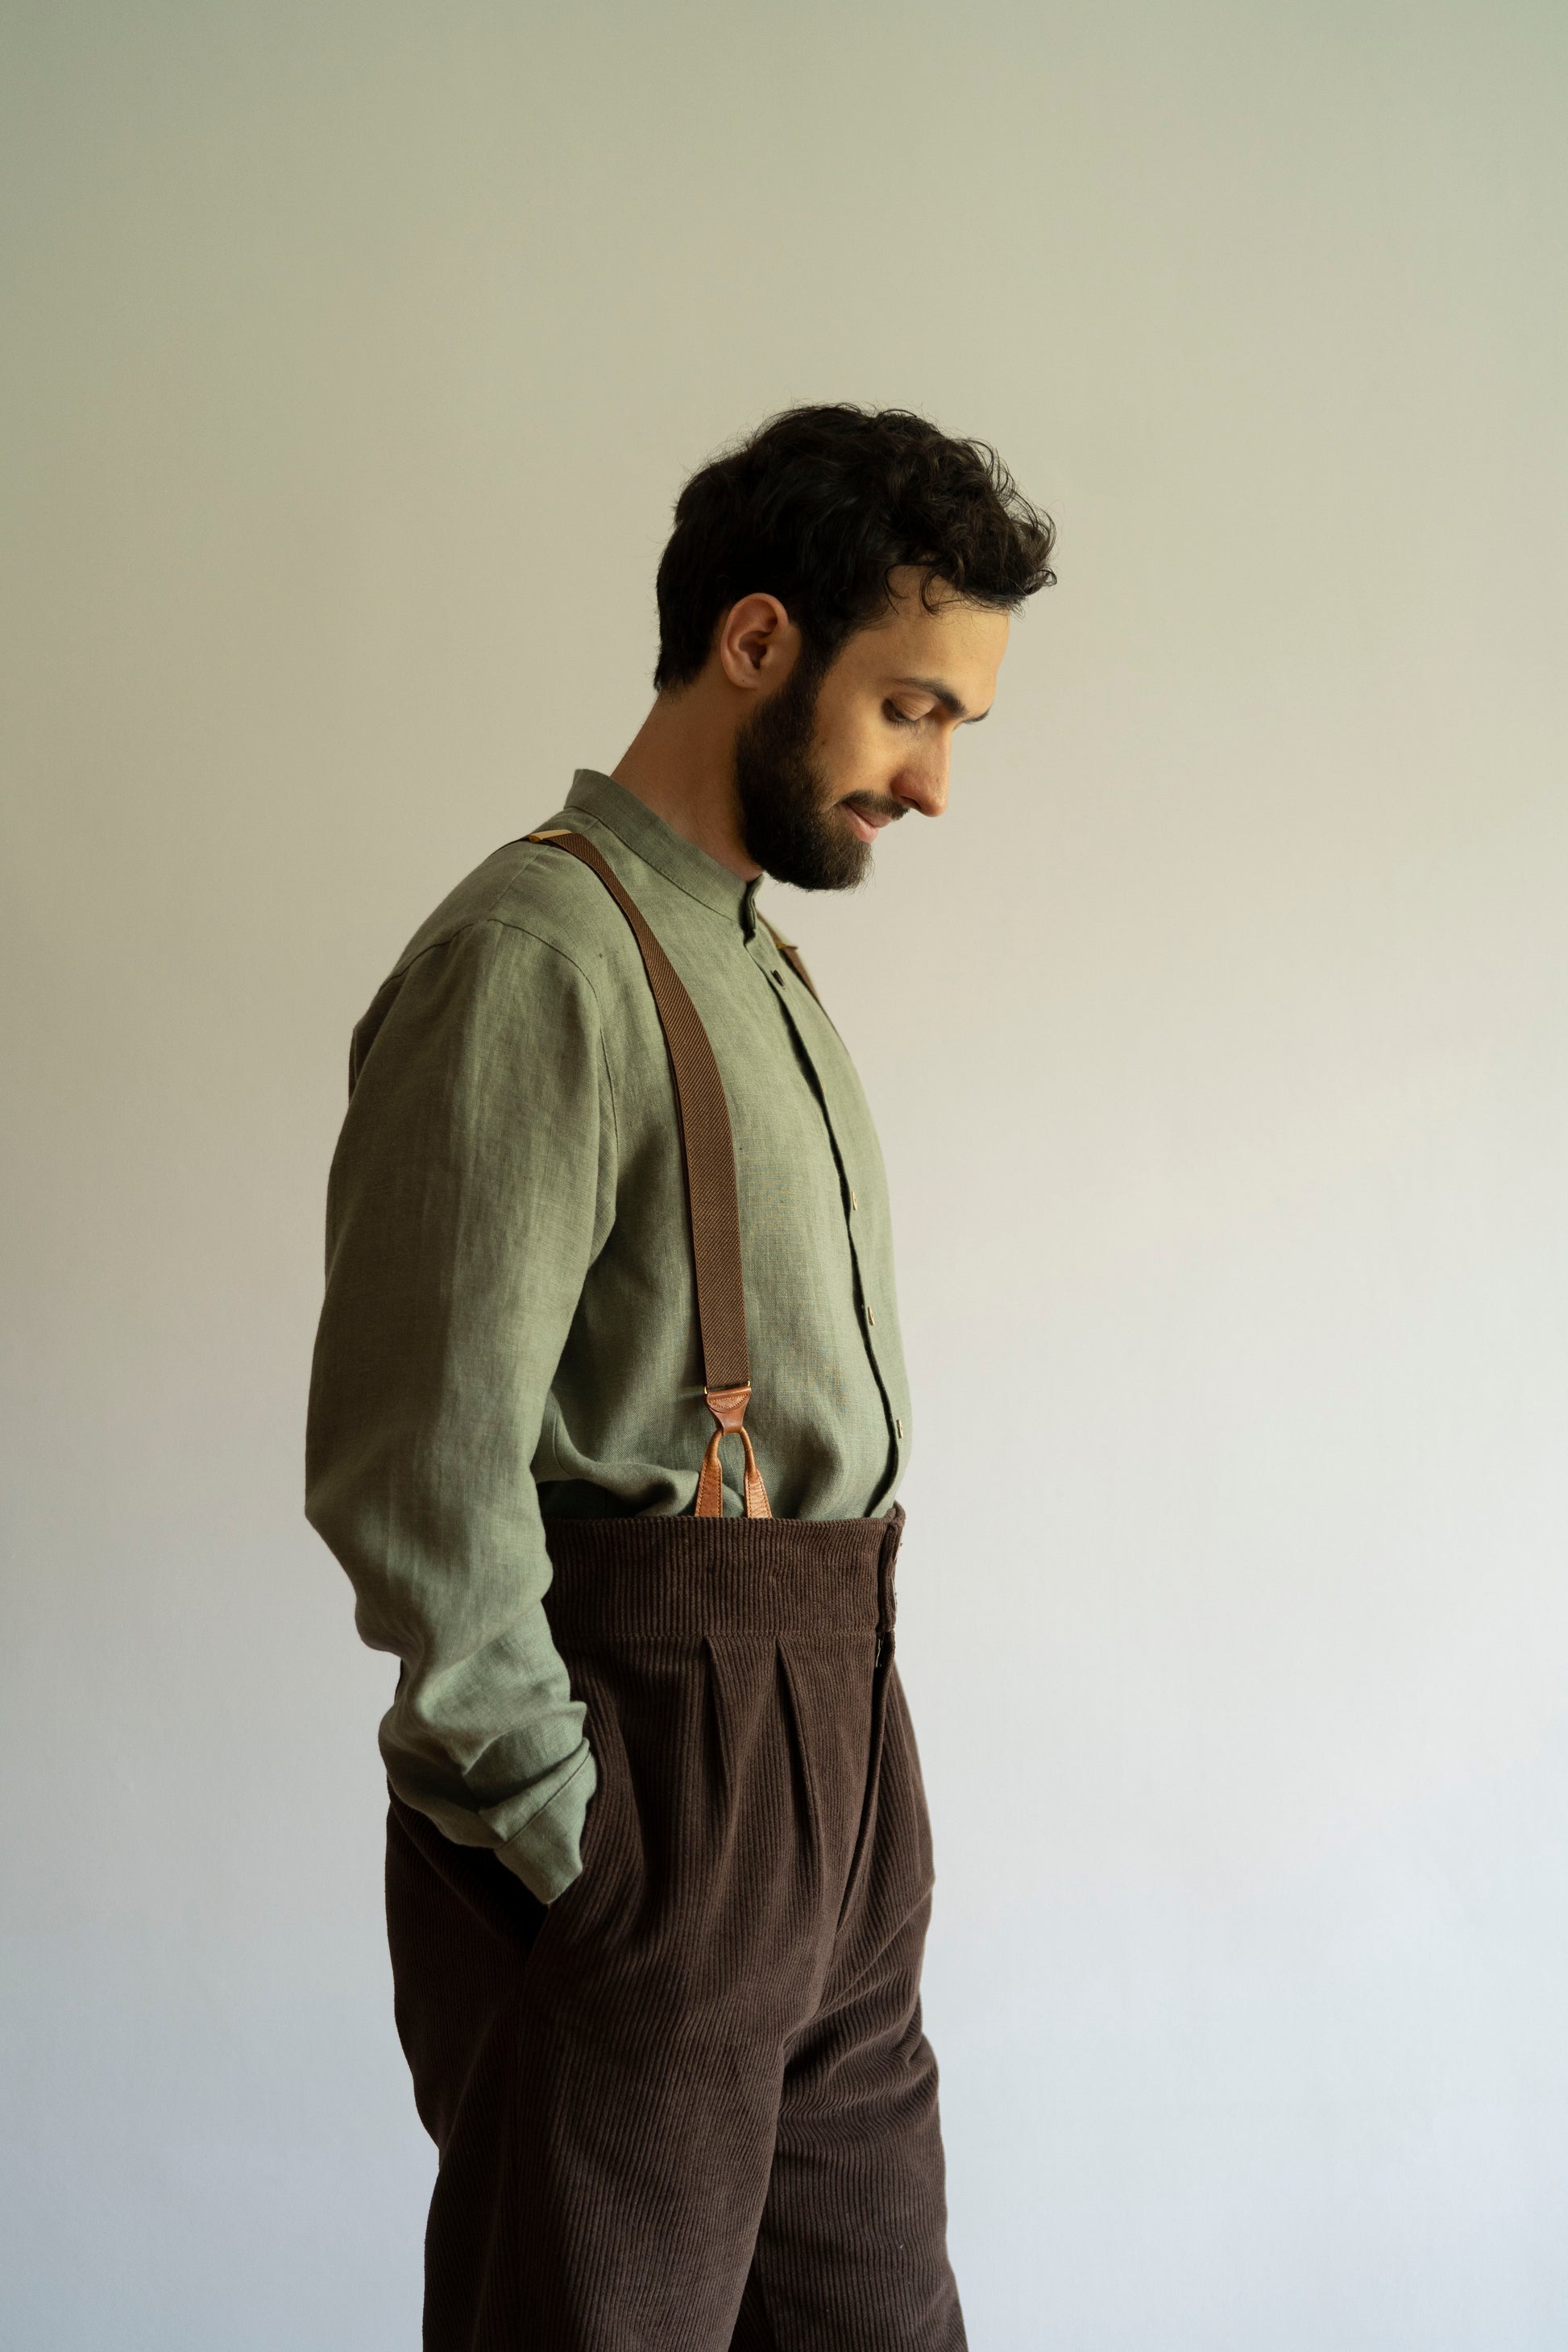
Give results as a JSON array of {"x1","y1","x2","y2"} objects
[{"x1": 883, "y1": 702, "x2": 923, "y2": 728}]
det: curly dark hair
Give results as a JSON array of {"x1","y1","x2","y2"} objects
[{"x1": 653, "y1": 404, "x2": 1056, "y2": 691}]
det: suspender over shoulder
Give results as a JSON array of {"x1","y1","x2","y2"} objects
[{"x1": 527, "y1": 829, "x2": 772, "y2": 1519}]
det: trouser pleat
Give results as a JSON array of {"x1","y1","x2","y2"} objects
[{"x1": 385, "y1": 1506, "x2": 964, "y2": 2350}]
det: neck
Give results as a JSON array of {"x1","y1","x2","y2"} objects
[{"x1": 611, "y1": 687, "x2": 761, "y2": 880}]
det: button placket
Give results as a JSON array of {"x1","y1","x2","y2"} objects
[{"x1": 753, "y1": 937, "x2": 903, "y2": 1492}]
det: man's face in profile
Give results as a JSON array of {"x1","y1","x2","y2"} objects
[{"x1": 735, "y1": 568, "x2": 1010, "y2": 890}]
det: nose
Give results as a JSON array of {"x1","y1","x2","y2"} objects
[{"x1": 893, "y1": 739, "x2": 951, "y2": 819}]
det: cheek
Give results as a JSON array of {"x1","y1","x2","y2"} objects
[{"x1": 815, "y1": 701, "x2": 898, "y2": 791}]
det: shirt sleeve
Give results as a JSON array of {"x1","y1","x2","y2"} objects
[{"x1": 305, "y1": 915, "x2": 616, "y2": 1903}]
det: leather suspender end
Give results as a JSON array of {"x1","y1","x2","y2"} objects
[
  {"x1": 697, "y1": 1385, "x2": 772, "y2": 1520},
  {"x1": 703, "y1": 1383, "x2": 751, "y2": 1431}
]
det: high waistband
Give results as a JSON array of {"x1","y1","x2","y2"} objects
[{"x1": 541, "y1": 1505, "x2": 903, "y2": 1642}]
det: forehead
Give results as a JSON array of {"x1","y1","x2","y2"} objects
[{"x1": 844, "y1": 569, "x2": 1010, "y2": 692}]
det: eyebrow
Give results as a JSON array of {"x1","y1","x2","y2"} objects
[{"x1": 890, "y1": 674, "x2": 991, "y2": 723}]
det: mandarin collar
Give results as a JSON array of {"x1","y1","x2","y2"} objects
[{"x1": 565, "y1": 769, "x2": 761, "y2": 933}]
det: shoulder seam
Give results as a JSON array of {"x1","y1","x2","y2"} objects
[
  {"x1": 475, "y1": 915, "x2": 624, "y2": 1161},
  {"x1": 390, "y1": 912, "x2": 624, "y2": 1156},
  {"x1": 386, "y1": 914, "x2": 608, "y2": 1039}
]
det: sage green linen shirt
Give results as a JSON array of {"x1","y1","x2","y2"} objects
[{"x1": 305, "y1": 770, "x2": 911, "y2": 1902}]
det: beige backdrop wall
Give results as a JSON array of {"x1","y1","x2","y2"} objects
[{"x1": 3, "y1": 3, "x2": 1565, "y2": 2346}]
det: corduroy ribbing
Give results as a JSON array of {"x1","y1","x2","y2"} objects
[
  {"x1": 387, "y1": 1500, "x2": 964, "y2": 2352},
  {"x1": 540, "y1": 1506, "x2": 901, "y2": 1641}
]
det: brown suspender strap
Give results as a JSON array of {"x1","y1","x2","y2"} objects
[{"x1": 526, "y1": 831, "x2": 770, "y2": 1519}]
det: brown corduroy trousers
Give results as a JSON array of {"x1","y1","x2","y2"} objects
[{"x1": 385, "y1": 1504, "x2": 966, "y2": 2350}]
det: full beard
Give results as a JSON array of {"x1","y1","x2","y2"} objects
[{"x1": 732, "y1": 651, "x2": 873, "y2": 893}]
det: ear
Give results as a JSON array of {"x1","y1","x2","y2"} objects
[{"x1": 716, "y1": 593, "x2": 799, "y2": 693}]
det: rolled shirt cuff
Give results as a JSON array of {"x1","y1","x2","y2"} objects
[{"x1": 487, "y1": 1744, "x2": 598, "y2": 1904}]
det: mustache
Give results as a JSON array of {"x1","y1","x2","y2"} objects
[{"x1": 836, "y1": 793, "x2": 906, "y2": 823}]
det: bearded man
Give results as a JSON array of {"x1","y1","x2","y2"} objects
[{"x1": 305, "y1": 404, "x2": 1054, "y2": 2350}]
